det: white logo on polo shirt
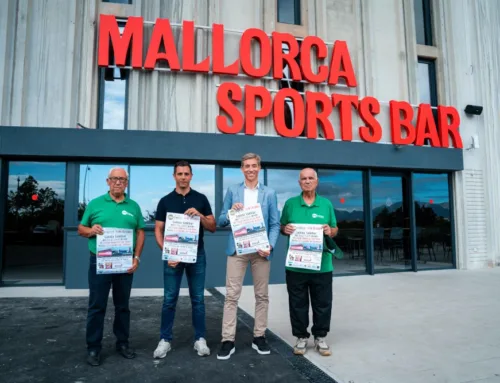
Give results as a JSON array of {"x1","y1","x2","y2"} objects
[
  {"x1": 312, "y1": 213, "x2": 324, "y2": 219},
  {"x1": 122, "y1": 210, "x2": 134, "y2": 217}
]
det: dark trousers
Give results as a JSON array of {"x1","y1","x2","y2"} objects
[
  {"x1": 285, "y1": 270, "x2": 333, "y2": 339},
  {"x1": 160, "y1": 250, "x2": 206, "y2": 342},
  {"x1": 86, "y1": 255, "x2": 134, "y2": 352}
]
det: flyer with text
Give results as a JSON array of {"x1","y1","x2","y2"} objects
[
  {"x1": 96, "y1": 228, "x2": 134, "y2": 274},
  {"x1": 228, "y1": 204, "x2": 270, "y2": 255},
  {"x1": 285, "y1": 224, "x2": 323, "y2": 270},
  {"x1": 162, "y1": 212, "x2": 200, "y2": 263}
]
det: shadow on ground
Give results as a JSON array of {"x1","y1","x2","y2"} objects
[{"x1": 0, "y1": 293, "x2": 336, "y2": 383}]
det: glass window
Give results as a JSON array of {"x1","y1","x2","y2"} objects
[
  {"x1": 223, "y1": 167, "x2": 264, "y2": 198},
  {"x1": 78, "y1": 164, "x2": 128, "y2": 220},
  {"x1": 277, "y1": 0, "x2": 301, "y2": 25},
  {"x1": 129, "y1": 165, "x2": 215, "y2": 224},
  {"x1": 103, "y1": 0, "x2": 131, "y2": 4},
  {"x1": 99, "y1": 25, "x2": 128, "y2": 130},
  {"x1": 418, "y1": 59, "x2": 437, "y2": 105},
  {"x1": 3, "y1": 162, "x2": 66, "y2": 284},
  {"x1": 266, "y1": 169, "x2": 302, "y2": 213},
  {"x1": 318, "y1": 170, "x2": 365, "y2": 275},
  {"x1": 414, "y1": 0, "x2": 432, "y2": 45},
  {"x1": 413, "y1": 173, "x2": 453, "y2": 269},
  {"x1": 371, "y1": 175, "x2": 412, "y2": 273}
]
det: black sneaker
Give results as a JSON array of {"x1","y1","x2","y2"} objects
[
  {"x1": 252, "y1": 336, "x2": 271, "y2": 355},
  {"x1": 217, "y1": 341, "x2": 235, "y2": 360}
]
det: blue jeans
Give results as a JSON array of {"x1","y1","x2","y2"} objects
[{"x1": 160, "y1": 250, "x2": 206, "y2": 341}]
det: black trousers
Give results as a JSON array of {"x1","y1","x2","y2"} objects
[
  {"x1": 285, "y1": 270, "x2": 333, "y2": 339},
  {"x1": 86, "y1": 255, "x2": 134, "y2": 352}
]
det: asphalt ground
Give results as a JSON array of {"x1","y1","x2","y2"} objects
[{"x1": 0, "y1": 288, "x2": 336, "y2": 383}]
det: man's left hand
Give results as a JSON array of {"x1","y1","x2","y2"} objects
[
  {"x1": 127, "y1": 257, "x2": 139, "y2": 274},
  {"x1": 257, "y1": 247, "x2": 271, "y2": 258},
  {"x1": 323, "y1": 225, "x2": 332, "y2": 237},
  {"x1": 185, "y1": 208, "x2": 201, "y2": 217}
]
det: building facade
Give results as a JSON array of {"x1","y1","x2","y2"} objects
[{"x1": 0, "y1": 0, "x2": 498, "y2": 288}]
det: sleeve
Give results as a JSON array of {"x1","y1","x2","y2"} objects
[
  {"x1": 135, "y1": 203, "x2": 145, "y2": 229},
  {"x1": 155, "y1": 198, "x2": 167, "y2": 222},
  {"x1": 80, "y1": 201, "x2": 94, "y2": 227},
  {"x1": 218, "y1": 187, "x2": 233, "y2": 227},
  {"x1": 267, "y1": 190, "x2": 280, "y2": 249},
  {"x1": 201, "y1": 195, "x2": 213, "y2": 217},
  {"x1": 280, "y1": 200, "x2": 289, "y2": 226},
  {"x1": 329, "y1": 201, "x2": 337, "y2": 227}
]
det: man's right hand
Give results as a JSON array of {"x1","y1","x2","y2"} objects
[
  {"x1": 168, "y1": 261, "x2": 180, "y2": 268},
  {"x1": 231, "y1": 203, "x2": 244, "y2": 211},
  {"x1": 91, "y1": 224, "x2": 104, "y2": 236},
  {"x1": 283, "y1": 224, "x2": 296, "y2": 235}
]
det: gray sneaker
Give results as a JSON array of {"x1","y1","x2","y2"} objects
[
  {"x1": 314, "y1": 337, "x2": 332, "y2": 356},
  {"x1": 293, "y1": 337, "x2": 308, "y2": 355}
]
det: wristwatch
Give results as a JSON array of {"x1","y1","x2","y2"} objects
[{"x1": 134, "y1": 256, "x2": 141, "y2": 263}]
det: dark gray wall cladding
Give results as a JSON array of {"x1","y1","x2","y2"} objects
[
  {"x1": 0, "y1": 126, "x2": 463, "y2": 171},
  {"x1": 65, "y1": 229, "x2": 289, "y2": 289}
]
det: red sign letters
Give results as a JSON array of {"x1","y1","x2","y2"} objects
[{"x1": 98, "y1": 15, "x2": 463, "y2": 149}]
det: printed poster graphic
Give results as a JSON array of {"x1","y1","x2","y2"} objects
[
  {"x1": 96, "y1": 228, "x2": 134, "y2": 274},
  {"x1": 163, "y1": 212, "x2": 200, "y2": 263},
  {"x1": 286, "y1": 224, "x2": 323, "y2": 270},
  {"x1": 228, "y1": 204, "x2": 270, "y2": 255}
]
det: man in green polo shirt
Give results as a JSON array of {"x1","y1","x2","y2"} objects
[
  {"x1": 78, "y1": 167, "x2": 145, "y2": 367},
  {"x1": 280, "y1": 168, "x2": 338, "y2": 357}
]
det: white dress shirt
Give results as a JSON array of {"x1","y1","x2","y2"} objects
[{"x1": 244, "y1": 182, "x2": 259, "y2": 207}]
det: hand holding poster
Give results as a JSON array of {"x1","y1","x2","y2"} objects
[
  {"x1": 285, "y1": 224, "x2": 323, "y2": 270},
  {"x1": 162, "y1": 212, "x2": 200, "y2": 263},
  {"x1": 96, "y1": 228, "x2": 134, "y2": 274},
  {"x1": 228, "y1": 203, "x2": 270, "y2": 255}
]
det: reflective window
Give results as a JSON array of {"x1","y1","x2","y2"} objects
[
  {"x1": 318, "y1": 170, "x2": 365, "y2": 275},
  {"x1": 414, "y1": 0, "x2": 433, "y2": 46},
  {"x1": 103, "y1": 0, "x2": 131, "y2": 3},
  {"x1": 418, "y1": 60, "x2": 437, "y2": 105},
  {"x1": 99, "y1": 25, "x2": 128, "y2": 130},
  {"x1": 277, "y1": 0, "x2": 301, "y2": 25},
  {"x1": 3, "y1": 162, "x2": 66, "y2": 284},
  {"x1": 130, "y1": 165, "x2": 215, "y2": 224},
  {"x1": 266, "y1": 169, "x2": 302, "y2": 213},
  {"x1": 78, "y1": 164, "x2": 127, "y2": 220},
  {"x1": 414, "y1": 173, "x2": 453, "y2": 268},
  {"x1": 371, "y1": 175, "x2": 412, "y2": 272},
  {"x1": 223, "y1": 167, "x2": 264, "y2": 198}
]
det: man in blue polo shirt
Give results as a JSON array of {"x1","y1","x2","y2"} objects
[
  {"x1": 153, "y1": 160, "x2": 216, "y2": 359},
  {"x1": 78, "y1": 167, "x2": 145, "y2": 367}
]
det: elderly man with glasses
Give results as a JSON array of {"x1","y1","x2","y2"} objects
[{"x1": 78, "y1": 167, "x2": 145, "y2": 366}]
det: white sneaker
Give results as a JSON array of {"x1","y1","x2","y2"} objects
[
  {"x1": 314, "y1": 337, "x2": 332, "y2": 356},
  {"x1": 293, "y1": 337, "x2": 308, "y2": 355},
  {"x1": 153, "y1": 339, "x2": 171, "y2": 359},
  {"x1": 194, "y1": 337, "x2": 211, "y2": 356}
]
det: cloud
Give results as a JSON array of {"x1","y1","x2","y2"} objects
[
  {"x1": 8, "y1": 175, "x2": 65, "y2": 198},
  {"x1": 103, "y1": 81, "x2": 126, "y2": 130}
]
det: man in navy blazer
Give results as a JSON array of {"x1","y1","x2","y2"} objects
[{"x1": 216, "y1": 153, "x2": 280, "y2": 360}]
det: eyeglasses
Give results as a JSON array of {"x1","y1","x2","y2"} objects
[{"x1": 108, "y1": 177, "x2": 128, "y2": 183}]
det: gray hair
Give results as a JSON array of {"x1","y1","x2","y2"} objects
[
  {"x1": 299, "y1": 168, "x2": 318, "y2": 180},
  {"x1": 108, "y1": 167, "x2": 129, "y2": 179},
  {"x1": 241, "y1": 153, "x2": 261, "y2": 167}
]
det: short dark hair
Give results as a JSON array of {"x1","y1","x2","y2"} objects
[{"x1": 173, "y1": 160, "x2": 192, "y2": 174}]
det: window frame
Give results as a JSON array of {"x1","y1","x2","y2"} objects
[{"x1": 97, "y1": 22, "x2": 130, "y2": 131}]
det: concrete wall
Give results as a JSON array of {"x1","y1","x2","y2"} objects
[{"x1": 0, "y1": 0, "x2": 499, "y2": 270}]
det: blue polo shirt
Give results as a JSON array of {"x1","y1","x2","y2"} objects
[{"x1": 155, "y1": 188, "x2": 213, "y2": 251}]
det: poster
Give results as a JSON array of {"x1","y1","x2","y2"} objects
[
  {"x1": 228, "y1": 204, "x2": 270, "y2": 255},
  {"x1": 285, "y1": 224, "x2": 323, "y2": 270},
  {"x1": 96, "y1": 228, "x2": 134, "y2": 274},
  {"x1": 162, "y1": 212, "x2": 200, "y2": 263}
]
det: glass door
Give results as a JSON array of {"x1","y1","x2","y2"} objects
[
  {"x1": 371, "y1": 174, "x2": 412, "y2": 273},
  {"x1": 1, "y1": 162, "x2": 66, "y2": 285}
]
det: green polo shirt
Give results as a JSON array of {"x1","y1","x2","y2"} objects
[
  {"x1": 280, "y1": 193, "x2": 337, "y2": 273},
  {"x1": 80, "y1": 193, "x2": 145, "y2": 254}
]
